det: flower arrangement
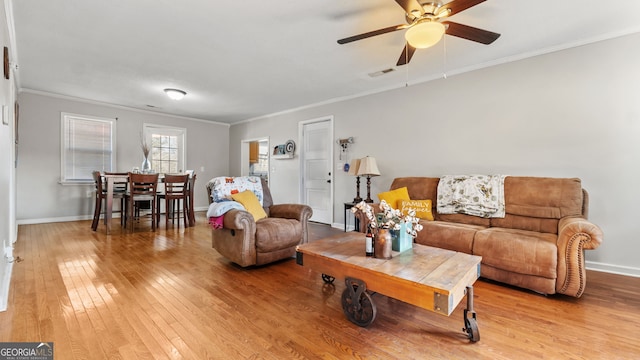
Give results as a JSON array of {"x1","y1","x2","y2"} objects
[
  {"x1": 140, "y1": 133, "x2": 150, "y2": 158},
  {"x1": 352, "y1": 200, "x2": 423, "y2": 237}
]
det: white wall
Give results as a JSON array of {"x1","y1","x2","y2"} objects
[
  {"x1": 16, "y1": 92, "x2": 230, "y2": 222},
  {"x1": 0, "y1": 0, "x2": 17, "y2": 311},
  {"x1": 229, "y1": 32, "x2": 640, "y2": 276}
]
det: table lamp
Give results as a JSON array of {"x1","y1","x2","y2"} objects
[
  {"x1": 348, "y1": 158, "x2": 362, "y2": 203},
  {"x1": 356, "y1": 156, "x2": 380, "y2": 203}
]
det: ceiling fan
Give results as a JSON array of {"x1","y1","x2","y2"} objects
[{"x1": 337, "y1": 0, "x2": 500, "y2": 66}]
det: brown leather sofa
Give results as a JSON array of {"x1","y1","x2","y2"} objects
[
  {"x1": 355, "y1": 176, "x2": 603, "y2": 297},
  {"x1": 206, "y1": 178, "x2": 313, "y2": 267}
]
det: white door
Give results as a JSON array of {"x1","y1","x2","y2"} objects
[{"x1": 301, "y1": 118, "x2": 333, "y2": 224}]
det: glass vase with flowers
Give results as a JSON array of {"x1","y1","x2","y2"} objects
[{"x1": 140, "y1": 134, "x2": 151, "y2": 173}]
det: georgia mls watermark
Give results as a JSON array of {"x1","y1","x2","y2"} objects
[{"x1": 0, "y1": 342, "x2": 53, "y2": 360}]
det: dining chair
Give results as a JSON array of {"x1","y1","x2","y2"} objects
[
  {"x1": 187, "y1": 173, "x2": 197, "y2": 226},
  {"x1": 157, "y1": 174, "x2": 189, "y2": 227},
  {"x1": 127, "y1": 172, "x2": 159, "y2": 232},
  {"x1": 91, "y1": 171, "x2": 128, "y2": 231}
]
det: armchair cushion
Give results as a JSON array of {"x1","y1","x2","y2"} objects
[{"x1": 255, "y1": 218, "x2": 302, "y2": 252}]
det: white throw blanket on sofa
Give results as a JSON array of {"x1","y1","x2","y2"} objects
[{"x1": 437, "y1": 174, "x2": 507, "y2": 218}]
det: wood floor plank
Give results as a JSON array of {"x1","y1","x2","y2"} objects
[{"x1": 1, "y1": 213, "x2": 639, "y2": 359}]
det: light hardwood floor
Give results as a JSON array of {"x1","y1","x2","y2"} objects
[{"x1": 1, "y1": 213, "x2": 639, "y2": 359}]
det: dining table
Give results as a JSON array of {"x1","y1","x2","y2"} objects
[{"x1": 102, "y1": 173, "x2": 197, "y2": 235}]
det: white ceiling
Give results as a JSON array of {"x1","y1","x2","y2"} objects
[{"x1": 11, "y1": 0, "x2": 640, "y2": 124}]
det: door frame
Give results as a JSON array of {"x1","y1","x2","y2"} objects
[{"x1": 298, "y1": 116, "x2": 334, "y2": 224}]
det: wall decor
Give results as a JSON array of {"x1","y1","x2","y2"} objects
[
  {"x1": 2, "y1": 105, "x2": 7, "y2": 125},
  {"x1": 272, "y1": 140, "x2": 295, "y2": 159},
  {"x1": 14, "y1": 101, "x2": 19, "y2": 167},
  {"x1": 3, "y1": 47, "x2": 9, "y2": 80},
  {"x1": 273, "y1": 145, "x2": 285, "y2": 156},
  {"x1": 285, "y1": 140, "x2": 296, "y2": 155}
]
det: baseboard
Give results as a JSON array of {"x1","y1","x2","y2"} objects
[
  {"x1": 17, "y1": 214, "x2": 95, "y2": 225},
  {"x1": 586, "y1": 261, "x2": 640, "y2": 278},
  {"x1": 18, "y1": 207, "x2": 212, "y2": 226}
]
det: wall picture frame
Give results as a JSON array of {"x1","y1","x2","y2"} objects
[{"x1": 272, "y1": 145, "x2": 286, "y2": 155}]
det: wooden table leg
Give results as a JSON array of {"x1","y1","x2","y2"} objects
[{"x1": 105, "y1": 176, "x2": 114, "y2": 235}]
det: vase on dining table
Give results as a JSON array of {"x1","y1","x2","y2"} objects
[
  {"x1": 141, "y1": 156, "x2": 151, "y2": 173},
  {"x1": 374, "y1": 227, "x2": 393, "y2": 260}
]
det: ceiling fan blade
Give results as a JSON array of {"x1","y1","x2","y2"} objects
[
  {"x1": 443, "y1": 21, "x2": 500, "y2": 44},
  {"x1": 438, "y1": 0, "x2": 486, "y2": 17},
  {"x1": 337, "y1": 24, "x2": 408, "y2": 44},
  {"x1": 394, "y1": 0, "x2": 424, "y2": 15},
  {"x1": 396, "y1": 44, "x2": 416, "y2": 66}
]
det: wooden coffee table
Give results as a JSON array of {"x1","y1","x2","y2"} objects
[{"x1": 296, "y1": 232, "x2": 482, "y2": 341}]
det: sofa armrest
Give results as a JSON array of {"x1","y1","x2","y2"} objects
[
  {"x1": 269, "y1": 204, "x2": 313, "y2": 245},
  {"x1": 556, "y1": 216, "x2": 604, "y2": 297},
  {"x1": 210, "y1": 209, "x2": 258, "y2": 267},
  {"x1": 222, "y1": 209, "x2": 256, "y2": 232},
  {"x1": 269, "y1": 204, "x2": 313, "y2": 222}
]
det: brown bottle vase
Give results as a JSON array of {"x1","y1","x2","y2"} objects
[{"x1": 374, "y1": 228, "x2": 393, "y2": 260}]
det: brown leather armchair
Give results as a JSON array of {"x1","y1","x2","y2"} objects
[{"x1": 206, "y1": 178, "x2": 313, "y2": 267}]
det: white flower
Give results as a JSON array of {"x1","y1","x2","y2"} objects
[{"x1": 351, "y1": 199, "x2": 423, "y2": 237}]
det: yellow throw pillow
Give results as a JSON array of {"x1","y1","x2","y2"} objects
[
  {"x1": 399, "y1": 199, "x2": 434, "y2": 221},
  {"x1": 232, "y1": 190, "x2": 268, "y2": 221},
  {"x1": 377, "y1": 187, "x2": 410, "y2": 209}
]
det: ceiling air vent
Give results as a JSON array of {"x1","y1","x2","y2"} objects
[{"x1": 368, "y1": 68, "x2": 395, "y2": 78}]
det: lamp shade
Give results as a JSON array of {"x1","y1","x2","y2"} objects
[
  {"x1": 348, "y1": 158, "x2": 361, "y2": 176},
  {"x1": 405, "y1": 21, "x2": 445, "y2": 49},
  {"x1": 357, "y1": 156, "x2": 380, "y2": 176}
]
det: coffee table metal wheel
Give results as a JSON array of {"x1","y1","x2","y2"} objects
[
  {"x1": 462, "y1": 286, "x2": 480, "y2": 342},
  {"x1": 341, "y1": 277, "x2": 377, "y2": 327}
]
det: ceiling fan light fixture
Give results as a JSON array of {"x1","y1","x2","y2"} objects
[
  {"x1": 164, "y1": 88, "x2": 187, "y2": 100},
  {"x1": 405, "y1": 21, "x2": 445, "y2": 49}
]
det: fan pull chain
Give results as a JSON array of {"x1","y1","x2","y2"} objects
[
  {"x1": 405, "y1": 42, "x2": 410, "y2": 87},
  {"x1": 442, "y1": 36, "x2": 448, "y2": 79}
]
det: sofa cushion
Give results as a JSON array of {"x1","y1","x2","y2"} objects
[
  {"x1": 255, "y1": 218, "x2": 302, "y2": 252},
  {"x1": 435, "y1": 213, "x2": 491, "y2": 227},
  {"x1": 390, "y1": 177, "x2": 439, "y2": 200},
  {"x1": 414, "y1": 221, "x2": 485, "y2": 254},
  {"x1": 377, "y1": 187, "x2": 410, "y2": 209},
  {"x1": 399, "y1": 199, "x2": 434, "y2": 221},
  {"x1": 473, "y1": 227, "x2": 558, "y2": 279},
  {"x1": 491, "y1": 214, "x2": 559, "y2": 234},
  {"x1": 503, "y1": 177, "x2": 583, "y2": 218}
]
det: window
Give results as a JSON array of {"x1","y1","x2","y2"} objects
[
  {"x1": 143, "y1": 124, "x2": 185, "y2": 174},
  {"x1": 61, "y1": 113, "x2": 115, "y2": 184}
]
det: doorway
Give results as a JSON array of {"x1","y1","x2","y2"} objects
[
  {"x1": 299, "y1": 117, "x2": 333, "y2": 224},
  {"x1": 241, "y1": 138, "x2": 269, "y2": 184}
]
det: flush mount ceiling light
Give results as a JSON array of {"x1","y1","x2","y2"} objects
[
  {"x1": 404, "y1": 21, "x2": 445, "y2": 49},
  {"x1": 164, "y1": 88, "x2": 187, "y2": 100}
]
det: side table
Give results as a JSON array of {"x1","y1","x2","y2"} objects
[{"x1": 344, "y1": 202, "x2": 360, "y2": 232}]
